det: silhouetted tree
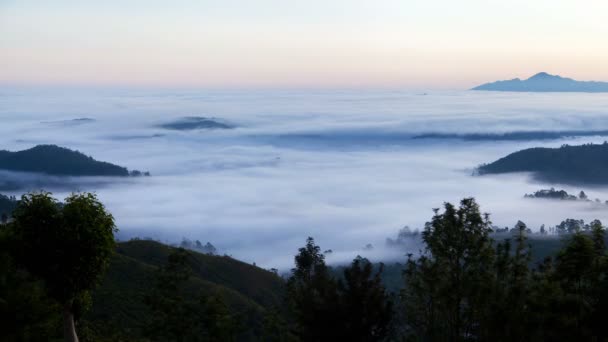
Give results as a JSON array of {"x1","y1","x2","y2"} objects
[
  {"x1": 338, "y1": 257, "x2": 393, "y2": 342},
  {"x1": 10, "y1": 192, "x2": 117, "y2": 342},
  {"x1": 403, "y1": 198, "x2": 495, "y2": 341},
  {"x1": 287, "y1": 237, "x2": 341, "y2": 341}
]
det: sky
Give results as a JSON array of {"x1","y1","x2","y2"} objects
[{"x1": 1, "y1": 0, "x2": 608, "y2": 88}]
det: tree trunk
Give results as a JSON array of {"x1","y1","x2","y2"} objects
[{"x1": 63, "y1": 305, "x2": 79, "y2": 342}]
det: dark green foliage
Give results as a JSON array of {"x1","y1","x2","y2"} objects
[
  {"x1": 0, "y1": 145, "x2": 129, "y2": 176},
  {"x1": 338, "y1": 257, "x2": 393, "y2": 342},
  {"x1": 478, "y1": 143, "x2": 608, "y2": 184},
  {"x1": 401, "y1": 198, "x2": 608, "y2": 341},
  {"x1": 9, "y1": 193, "x2": 608, "y2": 341},
  {"x1": 0, "y1": 193, "x2": 17, "y2": 220},
  {"x1": 9, "y1": 192, "x2": 117, "y2": 341},
  {"x1": 10, "y1": 192, "x2": 117, "y2": 304},
  {"x1": 0, "y1": 225, "x2": 62, "y2": 341},
  {"x1": 84, "y1": 240, "x2": 287, "y2": 341},
  {"x1": 287, "y1": 237, "x2": 342, "y2": 341},
  {"x1": 144, "y1": 248, "x2": 239, "y2": 342},
  {"x1": 402, "y1": 198, "x2": 495, "y2": 341},
  {"x1": 287, "y1": 238, "x2": 393, "y2": 341},
  {"x1": 260, "y1": 308, "x2": 297, "y2": 342}
]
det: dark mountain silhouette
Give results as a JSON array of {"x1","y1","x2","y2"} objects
[
  {"x1": 160, "y1": 116, "x2": 234, "y2": 130},
  {"x1": 472, "y1": 72, "x2": 608, "y2": 92},
  {"x1": 414, "y1": 130, "x2": 608, "y2": 141},
  {"x1": 478, "y1": 143, "x2": 608, "y2": 184},
  {"x1": 0, "y1": 145, "x2": 129, "y2": 176}
]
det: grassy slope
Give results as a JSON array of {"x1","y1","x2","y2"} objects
[{"x1": 85, "y1": 240, "x2": 286, "y2": 339}]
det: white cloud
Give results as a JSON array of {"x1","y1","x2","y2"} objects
[{"x1": 2, "y1": 88, "x2": 608, "y2": 268}]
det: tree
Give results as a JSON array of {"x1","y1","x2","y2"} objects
[
  {"x1": 482, "y1": 220, "x2": 533, "y2": 341},
  {"x1": 287, "y1": 238, "x2": 393, "y2": 341},
  {"x1": 10, "y1": 192, "x2": 117, "y2": 342},
  {"x1": 557, "y1": 219, "x2": 585, "y2": 234},
  {"x1": 403, "y1": 198, "x2": 495, "y2": 341},
  {"x1": 0, "y1": 223, "x2": 61, "y2": 340},
  {"x1": 287, "y1": 237, "x2": 342, "y2": 341},
  {"x1": 589, "y1": 220, "x2": 605, "y2": 254},
  {"x1": 338, "y1": 257, "x2": 393, "y2": 342}
]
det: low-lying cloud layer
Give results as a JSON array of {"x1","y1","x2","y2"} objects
[{"x1": 2, "y1": 88, "x2": 608, "y2": 268}]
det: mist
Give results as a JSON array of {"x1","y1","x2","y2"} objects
[{"x1": 2, "y1": 88, "x2": 608, "y2": 268}]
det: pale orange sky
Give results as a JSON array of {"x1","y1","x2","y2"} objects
[{"x1": 1, "y1": 0, "x2": 608, "y2": 89}]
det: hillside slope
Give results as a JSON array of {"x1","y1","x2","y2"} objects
[
  {"x1": 85, "y1": 240, "x2": 286, "y2": 339},
  {"x1": 478, "y1": 143, "x2": 608, "y2": 184},
  {"x1": 0, "y1": 145, "x2": 129, "y2": 176}
]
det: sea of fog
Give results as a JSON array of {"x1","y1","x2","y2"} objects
[{"x1": 2, "y1": 88, "x2": 608, "y2": 268}]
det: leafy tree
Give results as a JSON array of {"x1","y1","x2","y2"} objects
[
  {"x1": 589, "y1": 219, "x2": 605, "y2": 254},
  {"x1": 557, "y1": 218, "x2": 585, "y2": 234},
  {"x1": 10, "y1": 192, "x2": 117, "y2": 342},
  {"x1": 482, "y1": 220, "x2": 532, "y2": 341},
  {"x1": 287, "y1": 237, "x2": 342, "y2": 341},
  {"x1": 402, "y1": 198, "x2": 495, "y2": 341},
  {"x1": 0, "y1": 224, "x2": 62, "y2": 340},
  {"x1": 287, "y1": 238, "x2": 393, "y2": 341},
  {"x1": 338, "y1": 257, "x2": 393, "y2": 342}
]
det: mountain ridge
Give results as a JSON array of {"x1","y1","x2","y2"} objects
[{"x1": 472, "y1": 72, "x2": 608, "y2": 92}]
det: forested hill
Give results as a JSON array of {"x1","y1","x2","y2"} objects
[
  {"x1": 83, "y1": 240, "x2": 286, "y2": 340},
  {"x1": 478, "y1": 143, "x2": 608, "y2": 184},
  {"x1": 0, "y1": 145, "x2": 130, "y2": 176}
]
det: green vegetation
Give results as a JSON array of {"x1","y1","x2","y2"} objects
[
  {"x1": 0, "y1": 145, "x2": 147, "y2": 177},
  {"x1": 9, "y1": 192, "x2": 117, "y2": 342},
  {"x1": 0, "y1": 193, "x2": 17, "y2": 222},
  {"x1": 478, "y1": 143, "x2": 608, "y2": 184},
  {"x1": 6, "y1": 192, "x2": 608, "y2": 341},
  {"x1": 78, "y1": 239, "x2": 289, "y2": 341},
  {"x1": 286, "y1": 238, "x2": 392, "y2": 341}
]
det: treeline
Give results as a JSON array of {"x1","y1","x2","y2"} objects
[
  {"x1": 284, "y1": 198, "x2": 608, "y2": 341},
  {"x1": 0, "y1": 193, "x2": 17, "y2": 223},
  {"x1": 525, "y1": 188, "x2": 608, "y2": 206},
  {"x1": 5, "y1": 194, "x2": 608, "y2": 341}
]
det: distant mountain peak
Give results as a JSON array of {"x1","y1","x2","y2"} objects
[
  {"x1": 528, "y1": 72, "x2": 556, "y2": 80},
  {"x1": 472, "y1": 72, "x2": 608, "y2": 92}
]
